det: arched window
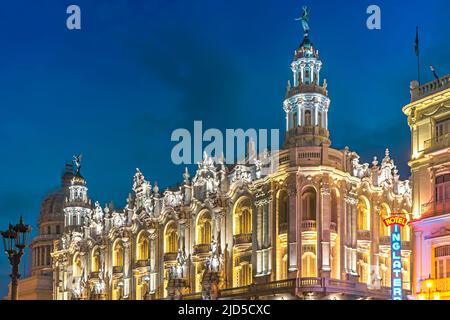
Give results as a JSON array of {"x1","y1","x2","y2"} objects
[
  {"x1": 302, "y1": 187, "x2": 316, "y2": 221},
  {"x1": 318, "y1": 112, "x2": 322, "y2": 127},
  {"x1": 233, "y1": 198, "x2": 252, "y2": 235},
  {"x1": 305, "y1": 110, "x2": 312, "y2": 126},
  {"x1": 137, "y1": 233, "x2": 149, "y2": 260},
  {"x1": 357, "y1": 197, "x2": 370, "y2": 231},
  {"x1": 92, "y1": 249, "x2": 101, "y2": 272},
  {"x1": 113, "y1": 242, "x2": 124, "y2": 267},
  {"x1": 302, "y1": 252, "x2": 317, "y2": 277},
  {"x1": 293, "y1": 112, "x2": 298, "y2": 129},
  {"x1": 73, "y1": 254, "x2": 82, "y2": 277},
  {"x1": 331, "y1": 189, "x2": 338, "y2": 225},
  {"x1": 305, "y1": 68, "x2": 310, "y2": 84},
  {"x1": 278, "y1": 190, "x2": 289, "y2": 234},
  {"x1": 196, "y1": 211, "x2": 212, "y2": 245},
  {"x1": 165, "y1": 223, "x2": 178, "y2": 253}
]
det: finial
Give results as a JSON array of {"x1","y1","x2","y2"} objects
[
  {"x1": 385, "y1": 148, "x2": 390, "y2": 157},
  {"x1": 183, "y1": 167, "x2": 190, "y2": 183}
]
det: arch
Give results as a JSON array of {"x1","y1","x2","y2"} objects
[
  {"x1": 196, "y1": 210, "x2": 212, "y2": 245},
  {"x1": 91, "y1": 247, "x2": 101, "y2": 273},
  {"x1": 233, "y1": 196, "x2": 252, "y2": 235},
  {"x1": 164, "y1": 222, "x2": 178, "y2": 253},
  {"x1": 73, "y1": 253, "x2": 82, "y2": 277},
  {"x1": 136, "y1": 231, "x2": 149, "y2": 261},
  {"x1": 302, "y1": 187, "x2": 317, "y2": 221},
  {"x1": 277, "y1": 189, "x2": 289, "y2": 234},
  {"x1": 379, "y1": 203, "x2": 391, "y2": 237},
  {"x1": 304, "y1": 110, "x2": 312, "y2": 126},
  {"x1": 301, "y1": 252, "x2": 317, "y2": 277},
  {"x1": 331, "y1": 189, "x2": 339, "y2": 225},
  {"x1": 112, "y1": 240, "x2": 124, "y2": 267},
  {"x1": 357, "y1": 196, "x2": 371, "y2": 231}
]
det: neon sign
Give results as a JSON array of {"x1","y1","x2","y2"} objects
[{"x1": 384, "y1": 215, "x2": 407, "y2": 300}]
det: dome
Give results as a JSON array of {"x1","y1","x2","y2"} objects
[
  {"x1": 39, "y1": 190, "x2": 66, "y2": 225},
  {"x1": 71, "y1": 169, "x2": 86, "y2": 186},
  {"x1": 38, "y1": 163, "x2": 73, "y2": 225},
  {"x1": 294, "y1": 35, "x2": 319, "y2": 60}
]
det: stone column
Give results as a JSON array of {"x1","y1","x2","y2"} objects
[
  {"x1": 123, "y1": 239, "x2": 131, "y2": 299},
  {"x1": 320, "y1": 184, "x2": 331, "y2": 278}
]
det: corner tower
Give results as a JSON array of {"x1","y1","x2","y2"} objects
[{"x1": 283, "y1": 12, "x2": 330, "y2": 148}]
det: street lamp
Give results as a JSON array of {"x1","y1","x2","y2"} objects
[
  {"x1": 425, "y1": 274, "x2": 433, "y2": 300},
  {"x1": 1, "y1": 216, "x2": 32, "y2": 300}
]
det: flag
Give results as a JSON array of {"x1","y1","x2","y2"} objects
[{"x1": 415, "y1": 26, "x2": 420, "y2": 57}]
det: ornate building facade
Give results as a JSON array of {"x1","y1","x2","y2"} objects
[
  {"x1": 404, "y1": 75, "x2": 450, "y2": 299},
  {"x1": 51, "y1": 20, "x2": 413, "y2": 300}
]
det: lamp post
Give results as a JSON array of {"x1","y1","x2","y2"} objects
[
  {"x1": 425, "y1": 274, "x2": 433, "y2": 300},
  {"x1": 1, "y1": 216, "x2": 32, "y2": 300}
]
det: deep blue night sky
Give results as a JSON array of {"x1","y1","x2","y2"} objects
[{"x1": 0, "y1": 0, "x2": 449, "y2": 297}]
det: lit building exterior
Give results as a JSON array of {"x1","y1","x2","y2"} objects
[
  {"x1": 403, "y1": 75, "x2": 450, "y2": 300},
  {"x1": 4, "y1": 165, "x2": 72, "y2": 300},
  {"x1": 50, "y1": 23, "x2": 413, "y2": 300}
]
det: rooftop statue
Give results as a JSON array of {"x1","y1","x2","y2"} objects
[{"x1": 295, "y1": 6, "x2": 310, "y2": 36}]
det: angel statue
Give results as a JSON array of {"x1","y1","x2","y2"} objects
[
  {"x1": 295, "y1": 6, "x2": 310, "y2": 36},
  {"x1": 73, "y1": 153, "x2": 83, "y2": 170}
]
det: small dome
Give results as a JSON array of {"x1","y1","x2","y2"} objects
[
  {"x1": 71, "y1": 170, "x2": 86, "y2": 186},
  {"x1": 294, "y1": 35, "x2": 319, "y2": 60}
]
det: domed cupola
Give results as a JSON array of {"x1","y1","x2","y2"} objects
[
  {"x1": 63, "y1": 154, "x2": 92, "y2": 230},
  {"x1": 284, "y1": 6, "x2": 331, "y2": 148}
]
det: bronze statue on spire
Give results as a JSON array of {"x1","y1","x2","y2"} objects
[{"x1": 295, "y1": 6, "x2": 310, "y2": 36}]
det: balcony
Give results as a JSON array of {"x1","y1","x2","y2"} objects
[
  {"x1": 90, "y1": 271, "x2": 100, "y2": 279},
  {"x1": 193, "y1": 243, "x2": 211, "y2": 255},
  {"x1": 112, "y1": 266, "x2": 123, "y2": 274},
  {"x1": 233, "y1": 233, "x2": 252, "y2": 247},
  {"x1": 357, "y1": 230, "x2": 371, "y2": 242},
  {"x1": 420, "y1": 277, "x2": 450, "y2": 295},
  {"x1": 411, "y1": 74, "x2": 450, "y2": 102},
  {"x1": 286, "y1": 83, "x2": 328, "y2": 99},
  {"x1": 164, "y1": 252, "x2": 178, "y2": 262},
  {"x1": 301, "y1": 220, "x2": 317, "y2": 232},
  {"x1": 134, "y1": 259, "x2": 150, "y2": 268},
  {"x1": 423, "y1": 133, "x2": 450, "y2": 153},
  {"x1": 421, "y1": 200, "x2": 450, "y2": 219}
]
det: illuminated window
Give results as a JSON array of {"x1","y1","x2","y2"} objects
[
  {"x1": 91, "y1": 249, "x2": 101, "y2": 272},
  {"x1": 73, "y1": 254, "x2": 82, "y2": 277},
  {"x1": 137, "y1": 233, "x2": 149, "y2": 261},
  {"x1": 435, "y1": 174, "x2": 450, "y2": 203},
  {"x1": 302, "y1": 252, "x2": 317, "y2": 277},
  {"x1": 113, "y1": 242, "x2": 124, "y2": 267},
  {"x1": 434, "y1": 246, "x2": 450, "y2": 279},
  {"x1": 233, "y1": 198, "x2": 252, "y2": 235},
  {"x1": 302, "y1": 187, "x2": 316, "y2": 221},
  {"x1": 357, "y1": 197, "x2": 370, "y2": 231},
  {"x1": 196, "y1": 211, "x2": 212, "y2": 245},
  {"x1": 165, "y1": 223, "x2": 178, "y2": 253},
  {"x1": 304, "y1": 110, "x2": 312, "y2": 126}
]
